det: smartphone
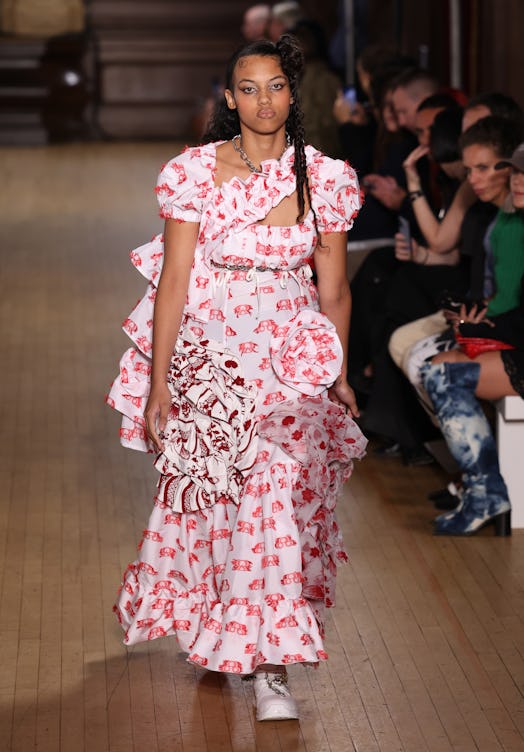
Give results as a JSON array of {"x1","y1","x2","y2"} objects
[
  {"x1": 398, "y1": 216, "x2": 411, "y2": 250},
  {"x1": 440, "y1": 292, "x2": 463, "y2": 313},
  {"x1": 343, "y1": 86, "x2": 357, "y2": 111},
  {"x1": 440, "y1": 291, "x2": 487, "y2": 314}
]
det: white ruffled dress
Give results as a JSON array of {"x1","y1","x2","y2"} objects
[{"x1": 107, "y1": 142, "x2": 367, "y2": 673}]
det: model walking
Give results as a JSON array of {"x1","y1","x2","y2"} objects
[{"x1": 107, "y1": 35, "x2": 367, "y2": 721}]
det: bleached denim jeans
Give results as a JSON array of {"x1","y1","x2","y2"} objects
[{"x1": 422, "y1": 361, "x2": 510, "y2": 534}]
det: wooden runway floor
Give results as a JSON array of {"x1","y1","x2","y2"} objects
[{"x1": 1, "y1": 143, "x2": 524, "y2": 752}]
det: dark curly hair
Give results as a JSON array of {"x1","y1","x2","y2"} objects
[
  {"x1": 465, "y1": 92, "x2": 524, "y2": 130},
  {"x1": 459, "y1": 115, "x2": 524, "y2": 159},
  {"x1": 202, "y1": 35, "x2": 316, "y2": 229}
]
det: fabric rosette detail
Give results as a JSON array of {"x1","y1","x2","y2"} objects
[
  {"x1": 155, "y1": 335, "x2": 258, "y2": 513},
  {"x1": 269, "y1": 310, "x2": 343, "y2": 396}
]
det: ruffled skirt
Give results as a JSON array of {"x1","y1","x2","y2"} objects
[{"x1": 113, "y1": 335, "x2": 367, "y2": 673}]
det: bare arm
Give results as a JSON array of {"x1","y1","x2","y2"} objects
[
  {"x1": 145, "y1": 218, "x2": 200, "y2": 450},
  {"x1": 314, "y1": 232, "x2": 359, "y2": 416},
  {"x1": 424, "y1": 247, "x2": 460, "y2": 266},
  {"x1": 403, "y1": 145, "x2": 475, "y2": 253},
  {"x1": 412, "y1": 182, "x2": 475, "y2": 254},
  {"x1": 394, "y1": 232, "x2": 460, "y2": 266}
]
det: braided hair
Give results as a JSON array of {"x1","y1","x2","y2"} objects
[{"x1": 202, "y1": 35, "x2": 319, "y2": 233}]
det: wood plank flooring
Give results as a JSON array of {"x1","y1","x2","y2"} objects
[{"x1": 1, "y1": 143, "x2": 524, "y2": 752}]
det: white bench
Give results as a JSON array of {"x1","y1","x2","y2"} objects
[{"x1": 497, "y1": 396, "x2": 524, "y2": 527}]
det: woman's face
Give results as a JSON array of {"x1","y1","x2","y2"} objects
[
  {"x1": 225, "y1": 55, "x2": 292, "y2": 136},
  {"x1": 462, "y1": 144, "x2": 510, "y2": 206},
  {"x1": 511, "y1": 168, "x2": 524, "y2": 209}
]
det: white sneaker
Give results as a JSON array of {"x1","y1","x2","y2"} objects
[{"x1": 253, "y1": 671, "x2": 299, "y2": 721}]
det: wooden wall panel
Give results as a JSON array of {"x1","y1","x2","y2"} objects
[
  {"x1": 474, "y1": 0, "x2": 524, "y2": 109},
  {"x1": 89, "y1": 0, "x2": 340, "y2": 140},
  {"x1": 90, "y1": 0, "x2": 251, "y2": 32},
  {"x1": 363, "y1": 0, "x2": 523, "y2": 107},
  {"x1": 90, "y1": 1, "x2": 252, "y2": 139},
  {"x1": 370, "y1": 0, "x2": 450, "y2": 86},
  {"x1": 1, "y1": 0, "x2": 84, "y2": 35}
]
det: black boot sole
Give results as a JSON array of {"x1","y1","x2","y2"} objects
[{"x1": 433, "y1": 509, "x2": 511, "y2": 537}]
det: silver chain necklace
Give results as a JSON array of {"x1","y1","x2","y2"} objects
[{"x1": 232, "y1": 133, "x2": 291, "y2": 174}]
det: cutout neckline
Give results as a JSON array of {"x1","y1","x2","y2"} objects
[{"x1": 210, "y1": 142, "x2": 312, "y2": 228}]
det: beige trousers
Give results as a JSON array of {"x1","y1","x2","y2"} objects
[{"x1": 388, "y1": 311, "x2": 447, "y2": 375}]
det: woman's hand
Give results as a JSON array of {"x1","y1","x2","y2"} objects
[
  {"x1": 364, "y1": 174, "x2": 406, "y2": 210},
  {"x1": 394, "y1": 231, "x2": 414, "y2": 262},
  {"x1": 395, "y1": 234, "x2": 433, "y2": 265},
  {"x1": 145, "y1": 382, "x2": 172, "y2": 452},
  {"x1": 333, "y1": 91, "x2": 369, "y2": 126},
  {"x1": 452, "y1": 303, "x2": 491, "y2": 332},
  {"x1": 403, "y1": 144, "x2": 429, "y2": 185},
  {"x1": 328, "y1": 377, "x2": 360, "y2": 418}
]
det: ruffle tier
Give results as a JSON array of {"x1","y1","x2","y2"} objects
[
  {"x1": 114, "y1": 393, "x2": 366, "y2": 672},
  {"x1": 106, "y1": 235, "x2": 162, "y2": 451},
  {"x1": 258, "y1": 396, "x2": 367, "y2": 606}
]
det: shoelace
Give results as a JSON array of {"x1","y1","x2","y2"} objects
[{"x1": 263, "y1": 672, "x2": 288, "y2": 697}]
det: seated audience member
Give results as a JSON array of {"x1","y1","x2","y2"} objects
[
  {"x1": 388, "y1": 107, "x2": 474, "y2": 373},
  {"x1": 391, "y1": 67, "x2": 440, "y2": 132},
  {"x1": 343, "y1": 63, "x2": 420, "y2": 389},
  {"x1": 344, "y1": 87, "x2": 454, "y2": 372},
  {"x1": 411, "y1": 90, "x2": 524, "y2": 237},
  {"x1": 241, "y1": 4, "x2": 271, "y2": 41},
  {"x1": 397, "y1": 116, "x2": 523, "y2": 395},
  {"x1": 267, "y1": 1, "x2": 303, "y2": 41},
  {"x1": 398, "y1": 120, "x2": 522, "y2": 499},
  {"x1": 336, "y1": 55, "x2": 417, "y2": 204},
  {"x1": 462, "y1": 91, "x2": 524, "y2": 132},
  {"x1": 390, "y1": 97, "x2": 524, "y2": 385},
  {"x1": 361, "y1": 67, "x2": 440, "y2": 212},
  {"x1": 333, "y1": 46, "x2": 408, "y2": 176},
  {"x1": 421, "y1": 142, "x2": 524, "y2": 536},
  {"x1": 356, "y1": 44, "x2": 400, "y2": 101},
  {"x1": 358, "y1": 112, "x2": 474, "y2": 464},
  {"x1": 293, "y1": 19, "x2": 342, "y2": 157},
  {"x1": 413, "y1": 94, "x2": 460, "y2": 149},
  {"x1": 362, "y1": 92, "x2": 458, "y2": 217},
  {"x1": 346, "y1": 99, "x2": 461, "y2": 428}
]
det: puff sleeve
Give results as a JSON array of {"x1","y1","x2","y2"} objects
[
  {"x1": 155, "y1": 145, "x2": 215, "y2": 223},
  {"x1": 308, "y1": 148, "x2": 362, "y2": 234}
]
